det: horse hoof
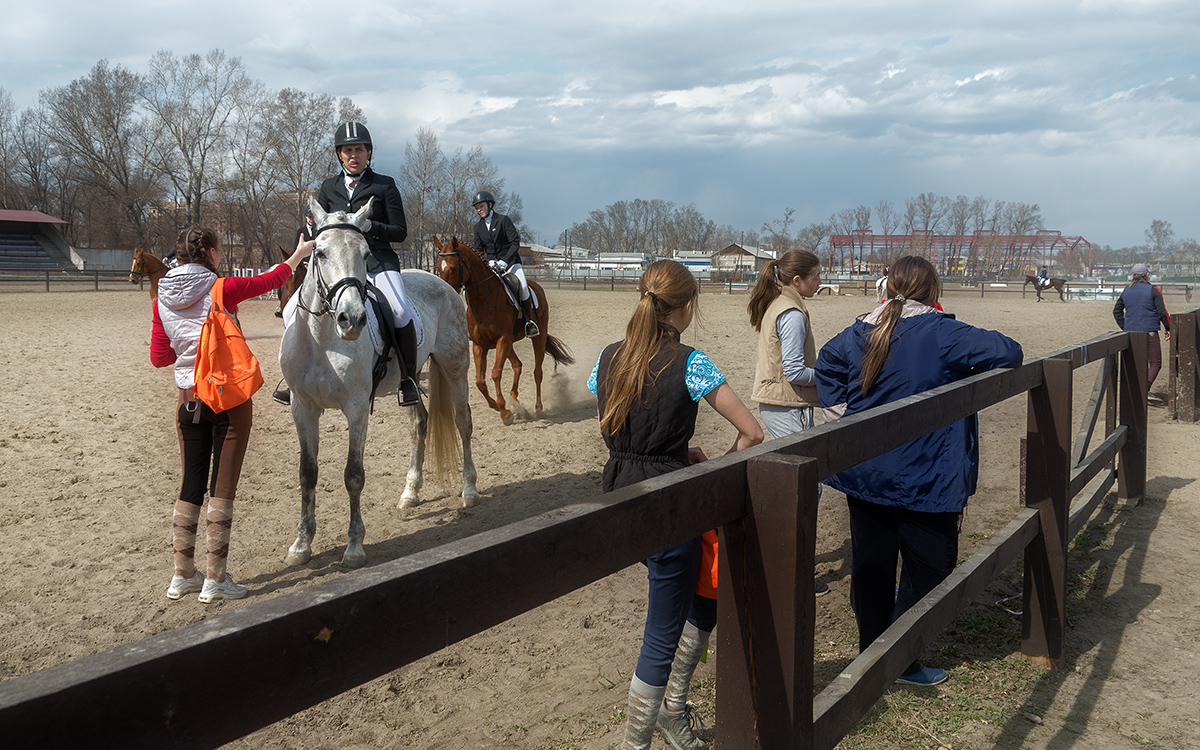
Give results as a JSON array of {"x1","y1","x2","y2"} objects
[
  {"x1": 342, "y1": 550, "x2": 367, "y2": 568},
  {"x1": 501, "y1": 412, "x2": 514, "y2": 426},
  {"x1": 285, "y1": 550, "x2": 311, "y2": 567},
  {"x1": 398, "y1": 495, "x2": 419, "y2": 509},
  {"x1": 461, "y1": 492, "x2": 479, "y2": 508}
]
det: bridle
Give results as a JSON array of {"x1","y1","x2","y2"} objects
[
  {"x1": 296, "y1": 222, "x2": 369, "y2": 318},
  {"x1": 438, "y1": 244, "x2": 499, "y2": 294}
]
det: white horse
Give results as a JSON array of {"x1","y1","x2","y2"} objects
[
  {"x1": 280, "y1": 197, "x2": 478, "y2": 568},
  {"x1": 875, "y1": 274, "x2": 888, "y2": 302}
]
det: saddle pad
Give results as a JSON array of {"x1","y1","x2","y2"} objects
[{"x1": 365, "y1": 302, "x2": 424, "y2": 356}]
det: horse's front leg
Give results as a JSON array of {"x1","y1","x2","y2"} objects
[
  {"x1": 472, "y1": 343, "x2": 503, "y2": 415},
  {"x1": 400, "y1": 398, "x2": 428, "y2": 509},
  {"x1": 498, "y1": 337, "x2": 522, "y2": 414},
  {"x1": 342, "y1": 404, "x2": 369, "y2": 568},
  {"x1": 286, "y1": 400, "x2": 321, "y2": 566}
]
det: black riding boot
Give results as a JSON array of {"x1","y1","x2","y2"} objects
[
  {"x1": 396, "y1": 321, "x2": 419, "y2": 406},
  {"x1": 521, "y1": 296, "x2": 540, "y2": 337}
]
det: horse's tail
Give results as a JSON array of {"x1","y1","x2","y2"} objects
[
  {"x1": 425, "y1": 357, "x2": 462, "y2": 485},
  {"x1": 545, "y1": 334, "x2": 575, "y2": 368}
]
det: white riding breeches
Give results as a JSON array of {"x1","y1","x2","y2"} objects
[
  {"x1": 508, "y1": 263, "x2": 533, "y2": 302},
  {"x1": 370, "y1": 269, "x2": 413, "y2": 327},
  {"x1": 280, "y1": 268, "x2": 413, "y2": 328}
]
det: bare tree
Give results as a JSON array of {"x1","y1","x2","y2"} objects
[
  {"x1": 761, "y1": 207, "x2": 796, "y2": 255},
  {"x1": 0, "y1": 88, "x2": 18, "y2": 209},
  {"x1": 1003, "y1": 202, "x2": 1043, "y2": 235},
  {"x1": 1144, "y1": 219, "x2": 1175, "y2": 256},
  {"x1": 875, "y1": 200, "x2": 898, "y2": 235},
  {"x1": 795, "y1": 222, "x2": 831, "y2": 255},
  {"x1": 143, "y1": 49, "x2": 249, "y2": 225},
  {"x1": 398, "y1": 126, "x2": 447, "y2": 265},
  {"x1": 42, "y1": 60, "x2": 162, "y2": 246},
  {"x1": 225, "y1": 82, "x2": 290, "y2": 267},
  {"x1": 903, "y1": 192, "x2": 950, "y2": 233},
  {"x1": 267, "y1": 88, "x2": 338, "y2": 219}
]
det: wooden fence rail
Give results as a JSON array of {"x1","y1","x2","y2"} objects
[{"x1": 0, "y1": 331, "x2": 1164, "y2": 748}]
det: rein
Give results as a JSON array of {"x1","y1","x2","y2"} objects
[
  {"x1": 297, "y1": 222, "x2": 369, "y2": 318},
  {"x1": 438, "y1": 247, "x2": 499, "y2": 294}
]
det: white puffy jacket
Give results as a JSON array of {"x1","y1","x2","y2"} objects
[{"x1": 157, "y1": 264, "x2": 218, "y2": 389}]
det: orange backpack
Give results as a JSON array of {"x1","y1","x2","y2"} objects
[{"x1": 194, "y1": 278, "x2": 264, "y2": 412}]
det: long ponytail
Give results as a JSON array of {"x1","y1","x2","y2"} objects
[
  {"x1": 600, "y1": 260, "x2": 699, "y2": 436},
  {"x1": 747, "y1": 249, "x2": 820, "y2": 331},
  {"x1": 859, "y1": 255, "x2": 940, "y2": 393}
]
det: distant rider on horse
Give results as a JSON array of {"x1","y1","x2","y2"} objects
[
  {"x1": 1038, "y1": 265, "x2": 1049, "y2": 287},
  {"x1": 471, "y1": 190, "x2": 539, "y2": 338},
  {"x1": 274, "y1": 121, "x2": 420, "y2": 407}
]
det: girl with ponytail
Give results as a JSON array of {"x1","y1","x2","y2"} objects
[
  {"x1": 588, "y1": 259, "x2": 761, "y2": 750},
  {"x1": 815, "y1": 254, "x2": 1022, "y2": 687}
]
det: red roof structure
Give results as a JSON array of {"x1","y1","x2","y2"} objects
[
  {"x1": 0, "y1": 209, "x2": 67, "y2": 225},
  {"x1": 828, "y1": 230, "x2": 1092, "y2": 278}
]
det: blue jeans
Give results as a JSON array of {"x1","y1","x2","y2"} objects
[{"x1": 634, "y1": 537, "x2": 718, "y2": 686}]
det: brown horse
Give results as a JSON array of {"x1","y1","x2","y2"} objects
[
  {"x1": 1024, "y1": 275, "x2": 1068, "y2": 302},
  {"x1": 129, "y1": 247, "x2": 168, "y2": 297},
  {"x1": 275, "y1": 245, "x2": 308, "y2": 317},
  {"x1": 433, "y1": 235, "x2": 574, "y2": 423}
]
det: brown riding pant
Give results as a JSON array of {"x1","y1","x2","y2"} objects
[{"x1": 175, "y1": 389, "x2": 254, "y2": 506}]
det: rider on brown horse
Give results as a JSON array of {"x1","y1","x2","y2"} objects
[{"x1": 471, "y1": 190, "x2": 539, "y2": 338}]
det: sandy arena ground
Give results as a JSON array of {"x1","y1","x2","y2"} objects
[{"x1": 0, "y1": 279, "x2": 1198, "y2": 749}]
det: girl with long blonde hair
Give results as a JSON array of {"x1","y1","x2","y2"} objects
[{"x1": 588, "y1": 259, "x2": 761, "y2": 750}]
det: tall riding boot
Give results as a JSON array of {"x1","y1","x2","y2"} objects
[
  {"x1": 621, "y1": 675, "x2": 667, "y2": 750},
  {"x1": 657, "y1": 622, "x2": 711, "y2": 749},
  {"x1": 521, "y1": 295, "x2": 540, "y2": 337},
  {"x1": 396, "y1": 321, "x2": 419, "y2": 406}
]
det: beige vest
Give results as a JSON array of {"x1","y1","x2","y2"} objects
[{"x1": 751, "y1": 286, "x2": 819, "y2": 407}]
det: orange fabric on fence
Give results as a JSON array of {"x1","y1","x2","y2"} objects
[{"x1": 696, "y1": 529, "x2": 719, "y2": 598}]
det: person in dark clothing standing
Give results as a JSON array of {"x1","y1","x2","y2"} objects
[
  {"x1": 275, "y1": 121, "x2": 419, "y2": 406},
  {"x1": 1114, "y1": 263, "x2": 1171, "y2": 404},
  {"x1": 589, "y1": 260, "x2": 762, "y2": 750},
  {"x1": 471, "y1": 190, "x2": 539, "y2": 337}
]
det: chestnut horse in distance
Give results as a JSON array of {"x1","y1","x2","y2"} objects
[
  {"x1": 433, "y1": 236, "x2": 574, "y2": 423},
  {"x1": 129, "y1": 248, "x2": 168, "y2": 297}
]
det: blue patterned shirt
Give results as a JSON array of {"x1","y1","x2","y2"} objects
[{"x1": 589, "y1": 349, "x2": 725, "y2": 401}]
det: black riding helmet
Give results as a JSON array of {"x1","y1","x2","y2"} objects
[
  {"x1": 471, "y1": 190, "x2": 495, "y2": 208},
  {"x1": 334, "y1": 121, "x2": 372, "y2": 153}
]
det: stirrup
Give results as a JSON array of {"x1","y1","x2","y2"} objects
[
  {"x1": 399, "y1": 377, "x2": 419, "y2": 407},
  {"x1": 524, "y1": 320, "x2": 540, "y2": 337},
  {"x1": 272, "y1": 388, "x2": 291, "y2": 406}
]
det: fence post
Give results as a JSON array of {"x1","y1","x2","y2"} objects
[
  {"x1": 716, "y1": 454, "x2": 817, "y2": 749},
  {"x1": 45, "y1": 270, "x2": 50, "y2": 292},
  {"x1": 1174, "y1": 311, "x2": 1198, "y2": 422},
  {"x1": 1021, "y1": 355, "x2": 1073, "y2": 668},
  {"x1": 94, "y1": 270, "x2": 100, "y2": 291},
  {"x1": 1117, "y1": 332, "x2": 1149, "y2": 503}
]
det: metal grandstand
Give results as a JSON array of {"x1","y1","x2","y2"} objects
[{"x1": 828, "y1": 229, "x2": 1093, "y2": 278}]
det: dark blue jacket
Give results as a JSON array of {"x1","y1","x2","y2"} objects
[
  {"x1": 1113, "y1": 281, "x2": 1170, "y2": 333},
  {"x1": 815, "y1": 310, "x2": 1023, "y2": 513},
  {"x1": 318, "y1": 168, "x2": 408, "y2": 274}
]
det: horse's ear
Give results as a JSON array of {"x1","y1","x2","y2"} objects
[
  {"x1": 432, "y1": 236, "x2": 443, "y2": 250},
  {"x1": 350, "y1": 197, "x2": 374, "y2": 229},
  {"x1": 308, "y1": 195, "x2": 328, "y2": 226}
]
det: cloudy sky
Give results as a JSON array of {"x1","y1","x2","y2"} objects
[{"x1": 4, "y1": 0, "x2": 1197, "y2": 249}]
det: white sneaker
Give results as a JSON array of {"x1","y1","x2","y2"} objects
[
  {"x1": 198, "y1": 574, "x2": 248, "y2": 603},
  {"x1": 166, "y1": 570, "x2": 205, "y2": 600}
]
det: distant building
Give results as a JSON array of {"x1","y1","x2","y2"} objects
[
  {"x1": 673, "y1": 250, "x2": 715, "y2": 273},
  {"x1": 598, "y1": 252, "x2": 653, "y2": 271},
  {"x1": 714, "y1": 244, "x2": 775, "y2": 272}
]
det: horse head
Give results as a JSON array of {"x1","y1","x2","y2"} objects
[
  {"x1": 434, "y1": 235, "x2": 489, "y2": 292},
  {"x1": 129, "y1": 247, "x2": 148, "y2": 283},
  {"x1": 307, "y1": 195, "x2": 371, "y2": 340}
]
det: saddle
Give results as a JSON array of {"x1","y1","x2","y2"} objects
[{"x1": 364, "y1": 284, "x2": 400, "y2": 410}]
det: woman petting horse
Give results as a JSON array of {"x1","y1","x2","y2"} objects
[
  {"x1": 816, "y1": 255, "x2": 1022, "y2": 686},
  {"x1": 471, "y1": 190, "x2": 538, "y2": 337},
  {"x1": 275, "y1": 121, "x2": 419, "y2": 406},
  {"x1": 590, "y1": 259, "x2": 762, "y2": 750},
  {"x1": 151, "y1": 226, "x2": 312, "y2": 603}
]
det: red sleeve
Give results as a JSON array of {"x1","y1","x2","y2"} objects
[
  {"x1": 150, "y1": 301, "x2": 178, "y2": 368},
  {"x1": 220, "y1": 264, "x2": 294, "y2": 312}
]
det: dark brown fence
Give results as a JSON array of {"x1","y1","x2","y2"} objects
[
  {"x1": 0, "y1": 330, "x2": 1163, "y2": 749},
  {"x1": 1168, "y1": 306, "x2": 1199, "y2": 422}
]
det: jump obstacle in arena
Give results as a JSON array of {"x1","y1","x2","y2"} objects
[{"x1": 0, "y1": 319, "x2": 1196, "y2": 747}]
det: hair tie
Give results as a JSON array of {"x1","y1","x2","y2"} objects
[
  {"x1": 893, "y1": 294, "x2": 907, "y2": 302},
  {"x1": 644, "y1": 290, "x2": 658, "y2": 302}
]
